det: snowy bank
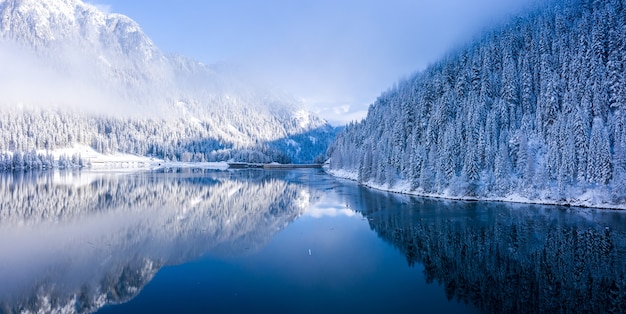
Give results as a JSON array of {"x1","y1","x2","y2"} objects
[
  {"x1": 325, "y1": 168, "x2": 626, "y2": 211},
  {"x1": 1, "y1": 144, "x2": 229, "y2": 171}
]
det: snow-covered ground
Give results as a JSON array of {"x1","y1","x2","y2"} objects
[
  {"x1": 41, "y1": 144, "x2": 159, "y2": 169},
  {"x1": 325, "y1": 168, "x2": 626, "y2": 210},
  {"x1": 32, "y1": 144, "x2": 229, "y2": 171}
]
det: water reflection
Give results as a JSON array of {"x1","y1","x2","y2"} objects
[
  {"x1": 343, "y1": 187, "x2": 626, "y2": 314},
  {"x1": 1, "y1": 169, "x2": 625, "y2": 313},
  {"x1": 0, "y1": 169, "x2": 315, "y2": 314}
]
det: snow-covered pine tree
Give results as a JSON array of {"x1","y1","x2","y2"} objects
[{"x1": 327, "y1": 0, "x2": 626, "y2": 207}]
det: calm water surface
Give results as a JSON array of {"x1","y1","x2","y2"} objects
[{"x1": 0, "y1": 168, "x2": 624, "y2": 313}]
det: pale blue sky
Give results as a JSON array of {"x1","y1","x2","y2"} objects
[{"x1": 91, "y1": 0, "x2": 539, "y2": 125}]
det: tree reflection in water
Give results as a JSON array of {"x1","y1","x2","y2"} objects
[{"x1": 348, "y1": 187, "x2": 626, "y2": 314}]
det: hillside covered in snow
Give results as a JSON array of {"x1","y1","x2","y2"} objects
[
  {"x1": 0, "y1": 0, "x2": 335, "y2": 167},
  {"x1": 327, "y1": 0, "x2": 626, "y2": 208}
]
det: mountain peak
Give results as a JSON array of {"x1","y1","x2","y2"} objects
[{"x1": 0, "y1": 0, "x2": 157, "y2": 61}]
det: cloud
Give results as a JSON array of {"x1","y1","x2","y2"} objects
[
  {"x1": 0, "y1": 42, "x2": 146, "y2": 117},
  {"x1": 85, "y1": 2, "x2": 112, "y2": 14},
  {"x1": 316, "y1": 107, "x2": 368, "y2": 126},
  {"x1": 305, "y1": 204, "x2": 357, "y2": 218},
  {"x1": 151, "y1": 0, "x2": 543, "y2": 126},
  {"x1": 299, "y1": 98, "x2": 368, "y2": 126},
  {"x1": 37, "y1": 0, "x2": 544, "y2": 125}
]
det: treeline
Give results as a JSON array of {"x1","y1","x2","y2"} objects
[
  {"x1": 0, "y1": 107, "x2": 334, "y2": 170},
  {"x1": 0, "y1": 151, "x2": 90, "y2": 170},
  {"x1": 328, "y1": 0, "x2": 626, "y2": 204}
]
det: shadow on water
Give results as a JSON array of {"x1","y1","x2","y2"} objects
[{"x1": 0, "y1": 169, "x2": 625, "y2": 313}]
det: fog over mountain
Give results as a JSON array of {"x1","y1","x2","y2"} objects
[
  {"x1": 0, "y1": 0, "x2": 335, "y2": 165},
  {"x1": 327, "y1": 0, "x2": 626, "y2": 208}
]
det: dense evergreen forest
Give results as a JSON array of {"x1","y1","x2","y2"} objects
[
  {"x1": 328, "y1": 0, "x2": 626, "y2": 206},
  {"x1": 0, "y1": 107, "x2": 333, "y2": 170}
]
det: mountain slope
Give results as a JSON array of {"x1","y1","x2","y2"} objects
[
  {"x1": 327, "y1": 0, "x2": 626, "y2": 208},
  {"x1": 0, "y1": 0, "x2": 335, "y2": 165}
]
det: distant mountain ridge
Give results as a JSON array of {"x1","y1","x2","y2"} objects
[
  {"x1": 327, "y1": 0, "x2": 626, "y2": 208},
  {"x1": 0, "y1": 0, "x2": 335, "y2": 165}
]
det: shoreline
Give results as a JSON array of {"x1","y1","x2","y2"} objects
[{"x1": 324, "y1": 168, "x2": 626, "y2": 211}]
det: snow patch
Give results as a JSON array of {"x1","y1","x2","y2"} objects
[
  {"x1": 29, "y1": 144, "x2": 229, "y2": 171},
  {"x1": 284, "y1": 139, "x2": 298, "y2": 147},
  {"x1": 325, "y1": 169, "x2": 626, "y2": 210},
  {"x1": 294, "y1": 110, "x2": 311, "y2": 128}
]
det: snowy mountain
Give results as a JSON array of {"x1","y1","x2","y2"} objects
[
  {"x1": 327, "y1": 0, "x2": 626, "y2": 208},
  {"x1": 0, "y1": 0, "x2": 335, "y2": 165}
]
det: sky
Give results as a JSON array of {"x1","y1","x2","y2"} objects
[{"x1": 89, "y1": 0, "x2": 540, "y2": 125}]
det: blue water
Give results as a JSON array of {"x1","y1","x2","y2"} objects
[
  {"x1": 98, "y1": 211, "x2": 475, "y2": 314},
  {"x1": 0, "y1": 168, "x2": 624, "y2": 313},
  {"x1": 99, "y1": 216, "x2": 468, "y2": 313}
]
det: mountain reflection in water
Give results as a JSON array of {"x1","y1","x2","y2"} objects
[
  {"x1": 0, "y1": 169, "x2": 624, "y2": 314},
  {"x1": 0, "y1": 169, "x2": 314, "y2": 314}
]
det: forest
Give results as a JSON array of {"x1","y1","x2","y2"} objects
[
  {"x1": 0, "y1": 106, "x2": 334, "y2": 170},
  {"x1": 328, "y1": 0, "x2": 626, "y2": 206}
]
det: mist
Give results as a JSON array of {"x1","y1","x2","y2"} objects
[
  {"x1": 0, "y1": 41, "x2": 167, "y2": 118},
  {"x1": 99, "y1": 0, "x2": 543, "y2": 125}
]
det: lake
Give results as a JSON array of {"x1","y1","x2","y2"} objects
[{"x1": 0, "y1": 168, "x2": 624, "y2": 314}]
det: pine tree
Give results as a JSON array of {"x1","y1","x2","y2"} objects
[
  {"x1": 587, "y1": 118, "x2": 612, "y2": 184},
  {"x1": 573, "y1": 106, "x2": 590, "y2": 183}
]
